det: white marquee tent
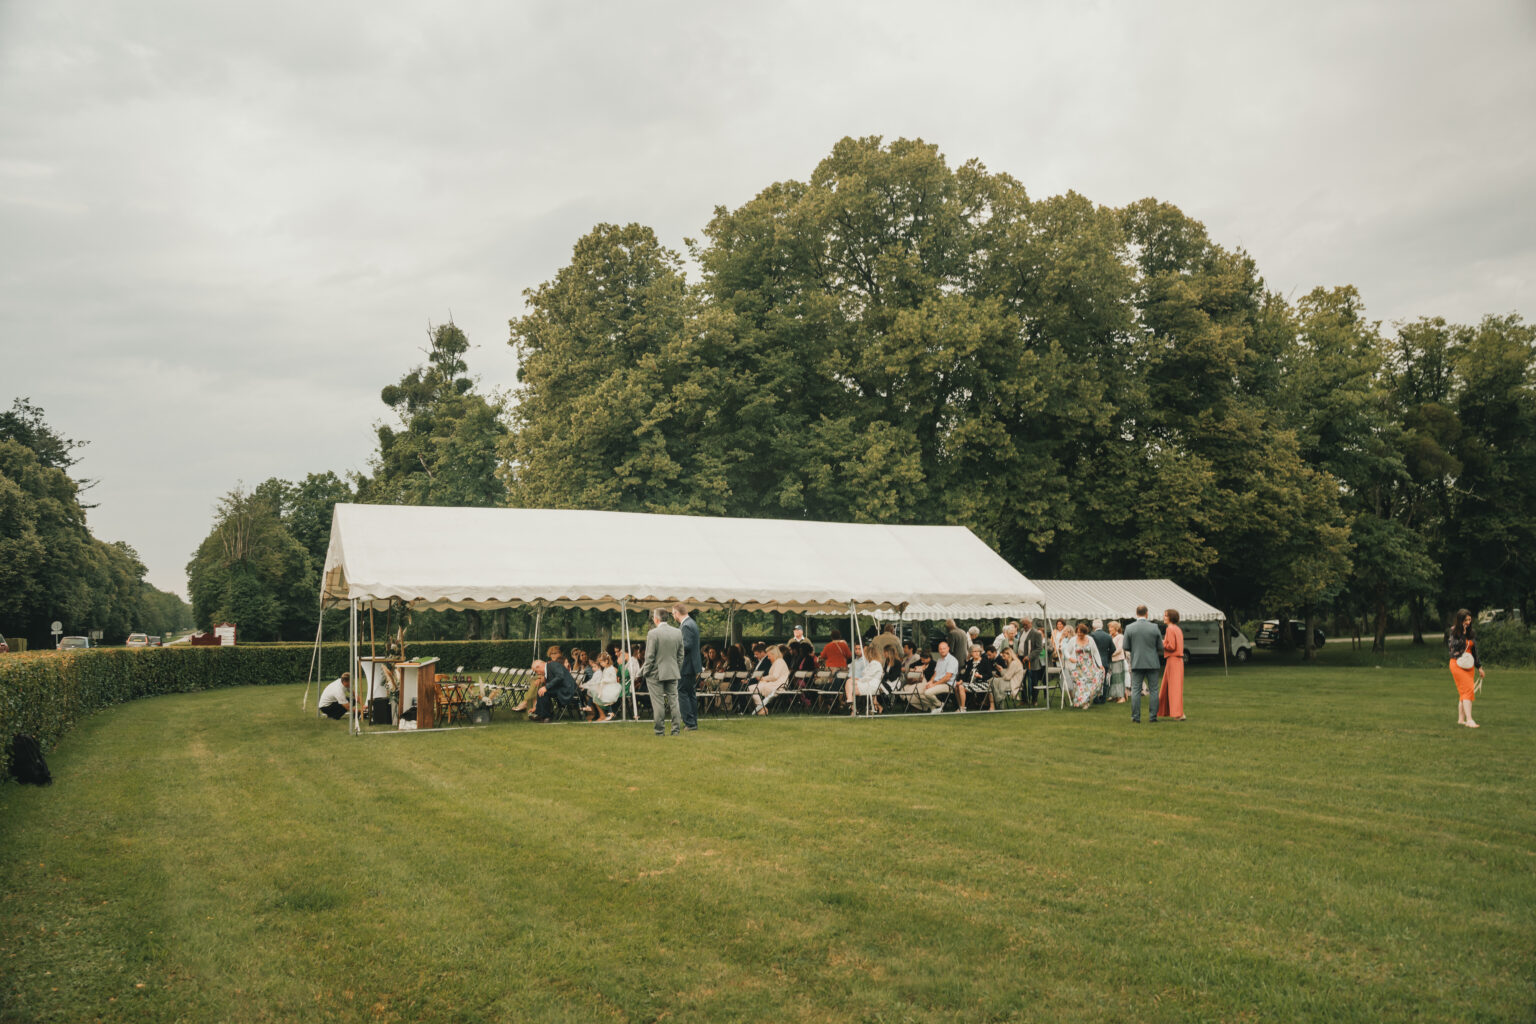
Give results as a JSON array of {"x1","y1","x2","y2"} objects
[
  {"x1": 316, "y1": 504, "x2": 1045, "y2": 727},
  {"x1": 1033, "y1": 580, "x2": 1225, "y2": 623}
]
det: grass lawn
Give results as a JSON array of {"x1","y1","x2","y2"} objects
[{"x1": 2, "y1": 649, "x2": 1532, "y2": 1023}]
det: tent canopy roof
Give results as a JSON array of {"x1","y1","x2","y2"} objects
[
  {"x1": 1034, "y1": 579, "x2": 1225, "y2": 622},
  {"x1": 320, "y1": 504, "x2": 1044, "y2": 614}
]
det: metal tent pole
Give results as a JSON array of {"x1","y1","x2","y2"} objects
[
  {"x1": 621, "y1": 599, "x2": 637, "y2": 721},
  {"x1": 1221, "y1": 617, "x2": 1229, "y2": 677},
  {"x1": 349, "y1": 599, "x2": 360, "y2": 735},
  {"x1": 847, "y1": 602, "x2": 864, "y2": 717},
  {"x1": 302, "y1": 598, "x2": 324, "y2": 712}
]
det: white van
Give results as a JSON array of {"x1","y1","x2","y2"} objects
[{"x1": 1181, "y1": 620, "x2": 1254, "y2": 662}]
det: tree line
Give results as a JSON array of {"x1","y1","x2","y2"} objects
[
  {"x1": 0, "y1": 399, "x2": 192, "y2": 648},
  {"x1": 188, "y1": 137, "x2": 1535, "y2": 650}
]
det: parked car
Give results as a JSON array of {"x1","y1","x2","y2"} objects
[
  {"x1": 1181, "y1": 620, "x2": 1256, "y2": 662},
  {"x1": 126, "y1": 633, "x2": 149, "y2": 647},
  {"x1": 1256, "y1": 620, "x2": 1326, "y2": 648},
  {"x1": 148, "y1": 635, "x2": 162, "y2": 647},
  {"x1": 57, "y1": 636, "x2": 90, "y2": 650}
]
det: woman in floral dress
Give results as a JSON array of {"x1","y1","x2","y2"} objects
[{"x1": 1060, "y1": 622, "x2": 1104, "y2": 708}]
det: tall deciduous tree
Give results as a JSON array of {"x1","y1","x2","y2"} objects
[
  {"x1": 361, "y1": 322, "x2": 509, "y2": 508},
  {"x1": 186, "y1": 484, "x2": 314, "y2": 640}
]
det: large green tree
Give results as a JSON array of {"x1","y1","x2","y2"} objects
[
  {"x1": 360, "y1": 322, "x2": 510, "y2": 508},
  {"x1": 186, "y1": 484, "x2": 314, "y2": 641}
]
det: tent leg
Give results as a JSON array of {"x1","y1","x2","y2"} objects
[
  {"x1": 349, "y1": 599, "x2": 360, "y2": 735},
  {"x1": 1222, "y1": 619, "x2": 1229, "y2": 677}
]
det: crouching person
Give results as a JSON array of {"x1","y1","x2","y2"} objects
[
  {"x1": 530, "y1": 659, "x2": 579, "y2": 723},
  {"x1": 318, "y1": 672, "x2": 353, "y2": 720}
]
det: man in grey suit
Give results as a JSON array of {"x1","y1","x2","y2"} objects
[
  {"x1": 645, "y1": 608, "x2": 685, "y2": 735},
  {"x1": 673, "y1": 601, "x2": 701, "y2": 731},
  {"x1": 1124, "y1": 604, "x2": 1164, "y2": 723}
]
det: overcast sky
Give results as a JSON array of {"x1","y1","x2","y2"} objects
[{"x1": 2, "y1": 0, "x2": 1532, "y2": 600}]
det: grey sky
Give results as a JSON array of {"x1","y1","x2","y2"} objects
[{"x1": 2, "y1": 0, "x2": 1532, "y2": 599}]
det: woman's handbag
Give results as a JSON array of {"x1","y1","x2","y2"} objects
[{"x1": 1456, "y1": 651, "x2": 1475, "y2": 670}]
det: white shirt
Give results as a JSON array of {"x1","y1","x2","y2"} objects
[{"x1": 319, "y1": 678, "x2": 351, "y2": 708}]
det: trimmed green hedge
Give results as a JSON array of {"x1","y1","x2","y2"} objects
[{"x1": 0, "y1": 639, "x2": 608, "y2": 777}]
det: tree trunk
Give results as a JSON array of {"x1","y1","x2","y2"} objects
[
  {"x1": 464, "y1": 609, "x2": 481, "y2": 641},
  {"x1": 772, "y1": 611, "x2": 783, "y2": 639},
  {"x1": 1372, "y1": 597, "x2": 1388, "y2": 654},
  {"x1": 598, "y1": 612, "x2": 613, "y2": 650},
  {"x1": 1303, "y1": 611, "x2": 1317, "y2": 662},
  {"x1": 1410, "y1": 596, "x2": 1425, "y2": 645}
]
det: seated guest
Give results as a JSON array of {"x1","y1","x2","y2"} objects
[
  {"x1": 318, "y1": 672, "x2": 353, "y2": 720},
  {"x1": 749, "y1": 645, "x2": 790, "y2": 714},
  {"x1": 530, "y1": 657, "x2": 580, "y2": 722},
  {"x1": 845, "y1": 646, "x2": 886, "y2": 715},
  {"x1": 586, "y1": 651, "x2": 622, "y2": 721},
  {"x1": 956, "y1": 643, "x2": 992, "y2": 712},
  {"x1": 733, "y1": 642, "x2": 771, "y2": 714},
  {"x1": 725, "y1": 643, "x2": 750, "y2": 673},
  {"x1": 994, "y1": 648, "x2": 1024, "y2": 704},
  {"x1": 900, "y1": 641, "x2": 920, "y2": 673},
  {"x1": 913, "y1": 641, "x2": 957, "y2": 713},
  {"x1": 820, "y1": 628, "x2": 852, "y2": 670}
]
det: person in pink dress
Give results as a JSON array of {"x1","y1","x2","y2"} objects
[{"x1": 1157, "y1": 608, "x2": 1186, "y2": 721}]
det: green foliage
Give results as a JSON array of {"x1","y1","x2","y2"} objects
[
  {"x1": 359, "y1": 321, "x2": 510, "y2": 508},
  {"x1": 1473, "y1": 621, "x2": 1536, "y2": 668},
  {"x1": 0, "y1": 639, "x2": 603, "y2": 774},
  {"x1": 0, "y1": 401, "x2": 162, "y2": 648},
  {"x1": 185, "y1": 484, "x2": 315, "y2": 640}
]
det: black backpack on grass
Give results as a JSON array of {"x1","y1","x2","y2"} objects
[{"x1": 6, "y1": 734, "x2": 51, "y2": 786}]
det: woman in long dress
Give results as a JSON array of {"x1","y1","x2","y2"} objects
[
  {"x1": 1061, "y1": 623, "x2": 1104, "y2": 708},
  {"x1": 1106, "y1": 620, "x2": 1127, "y2": 702},
  {"x1": 1158, "y1": 609, "x2": 1186, "y2": 720},
  {"x1": 1447, "y1": 608, "x2": 1484, "y2": 728}
]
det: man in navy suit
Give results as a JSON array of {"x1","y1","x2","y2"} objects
[{"x1": 673, "y1": 602, "x2": 702, "y2": 732}]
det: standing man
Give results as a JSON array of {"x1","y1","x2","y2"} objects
[
  {"x1": 866, "y1": 624, "x2": 902, "y2": 664},
  {"x1": 1090, "y1": 619, "x2": 1114, "y2": 704},
  {"x1": 945, "y1": 619, "x2": 970, "y2": 664},
  {"x1": 992, "y1": 622, "x2": 1018, "y2": 655},
  {"x1": 645, "y1": 608, "x2": 685, "y2": 736},
  {"x1": 1124, "y1": 604, "x2": 1163, "y2": 724},
  {"x1": 672, "y1": 602, "x2": 701, "y2": 732}
]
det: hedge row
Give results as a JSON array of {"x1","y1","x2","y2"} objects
[{"x1": 0, "y1": 639, "x2": 605, "y2": 777}]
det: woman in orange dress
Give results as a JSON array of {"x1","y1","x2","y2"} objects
[
  {"x1": 1447, "y1": 608, "x2": 1484, "y2": 728},
  {"x1": 1157, "y1": 608, "x2": 1185, "y2": 720}
]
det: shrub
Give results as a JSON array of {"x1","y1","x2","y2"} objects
[
  {"x1": 0, "y1": 638, "x2": 607, "y2": 776},
  {"x1": 1473, "y1": 621, "x2": 1535, "y2": 668}
]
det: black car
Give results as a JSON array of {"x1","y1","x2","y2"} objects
[{"x1": 1256, "y1": 620, "x2": 1326, "y2": 648}]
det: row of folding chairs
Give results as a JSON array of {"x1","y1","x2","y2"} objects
[
  {"x1": 694, "y1": 668, "x2": 854, "y2": 715},
  {"x1": 480, "y1": 666, "x2": 534, "y2": 709}
]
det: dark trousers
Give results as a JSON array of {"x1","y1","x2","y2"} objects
[
  {"x1": 536, "y1": 691, "x2": 578, "y2": 720},
  {"x1": 320, "y1": 702, "x2": 348, "y2": 720},
  {"x1": 678, "y1": 672, "x2": 698, "y2": 728},
  {"x1": 1023, "y1": 666, "x2": 1042, "y2": 705}
]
